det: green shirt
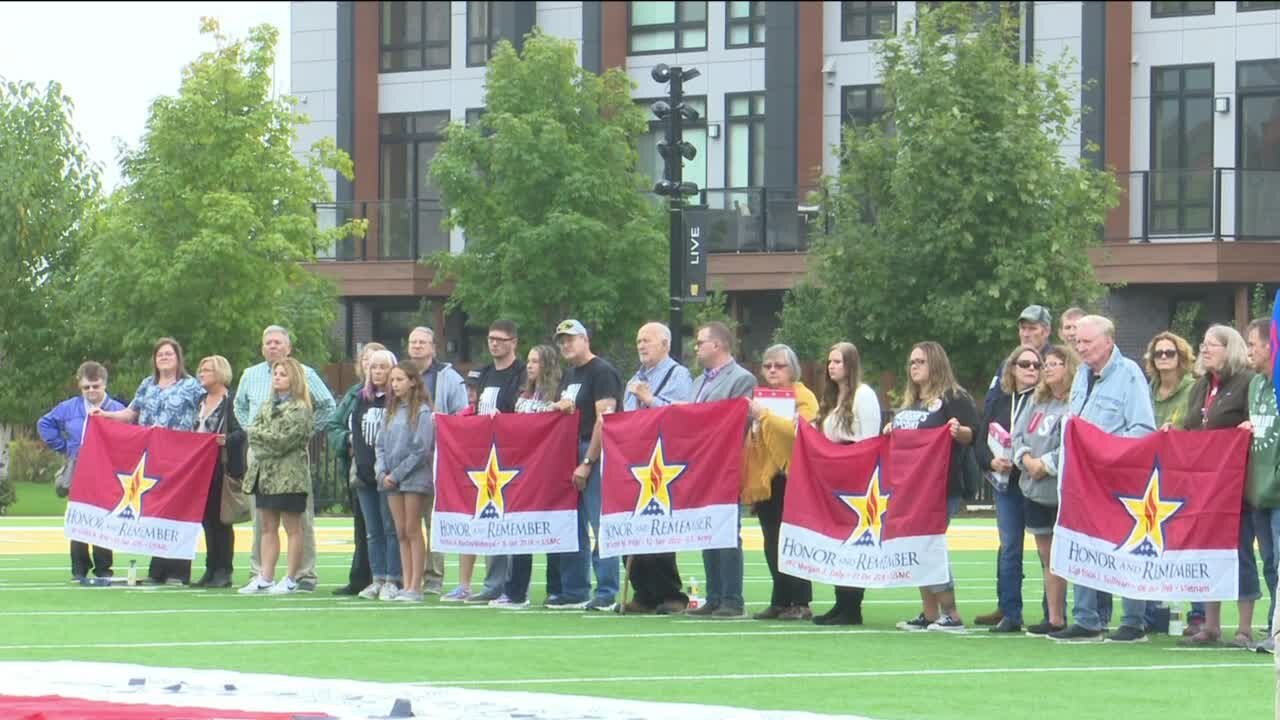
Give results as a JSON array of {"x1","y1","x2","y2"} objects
[
  {"x1": 1150, "y1": 373, "x2": 1194, "y2": 429},
  {"x1": 1247, "y1": 374, "x2": 1280, "y2": 509}
]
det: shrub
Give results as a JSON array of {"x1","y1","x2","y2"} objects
[{"x1": 7, "y1": 438, "x2": 64, "y2": 485}]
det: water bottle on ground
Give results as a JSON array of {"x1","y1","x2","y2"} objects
[
  {"x1": 687, "y1": 575, "x2": 703, "y2": 610},
  {"x1": 127, "y1": 560, "x2": 138, "y2": 587},
  {"x1": 1168, "y1": 605, "x2": 1183, "y2": 636}
]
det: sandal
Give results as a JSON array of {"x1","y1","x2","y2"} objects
[
  {"x1": 1178, "y1": 629, "x2": 1222, "y2": 647},
  {"x1": 1231, "y1": 631, "x2": 1255, "y2": 650}
]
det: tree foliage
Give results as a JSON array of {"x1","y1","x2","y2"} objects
[
  {"x1": 429, "y1": 30, "x2": 666, "y2": 350},
  {"x1": 777, "y1": 4, "x2": 1118, "y2": 385},
  {"x1": 0, "y1": 79, "x2": 101, "y2": 423},
  {"x1": 69, "y1": 19, "x2": 357, "y2": 388}
]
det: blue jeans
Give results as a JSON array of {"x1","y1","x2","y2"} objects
[
  {"x1": 481, "y1": 555, "x2": 512, "y2": 596},
  {"x1": 582, "y1": 441, "x2": 619, "y2": 601},
  {"x1": 1236, "y1": 506, "x2": 1262, "y2": 602},
  {"x1": 995, "y1": 483, "x2": 1026, "y2": 623},
  {"x1": 356, "y1": 485, "x2": 400, "y2": 583},
  {"x1": 702, "y1": 514, "x2": 744, "y2": 608},
  {"x1": 1073, "y1": 585, "x2": 1145, "y2": 631},
  {"x1": 1253, "y1": 506, "x2": 1280, "y2": 631}
]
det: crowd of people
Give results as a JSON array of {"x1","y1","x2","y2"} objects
[{"x1": 33, "y1": 307, "x2": 1280, "y2": 650}]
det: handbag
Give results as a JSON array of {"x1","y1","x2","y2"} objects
[
  {"x1": 55, "y1": 457, "x2": 76, "y2": 499},
  {"x1": 220, "y1": 462, "x2": 251, "y2": 525}
]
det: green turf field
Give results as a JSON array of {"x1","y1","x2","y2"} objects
[
  {"x1": 5, "y1": 481, "x2": 66, "y2": 517},
  {"x1": 0, "y1": 516, "x2": 1271, "y2": 719}
]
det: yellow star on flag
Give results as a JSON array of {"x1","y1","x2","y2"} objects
[
  {"x1": 839, "y1": 464, "x2": 890, "y2": 546},
  {"x1": 631, "y1": 437, "x2": 687, "y2": 517},
  {"x1": 111, "y1": 452, "x2": 160, "y2": 519},
  {"x1": 1116, "y1": 464, "x2": 1183, "y2": 557},
  {"x1": 467, "y1": 444, "x2": 520, "y2": 520}
]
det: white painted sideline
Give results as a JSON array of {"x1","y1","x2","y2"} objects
[{"x1": 0, "y1": 661, "x2": 876, "y2": 720}]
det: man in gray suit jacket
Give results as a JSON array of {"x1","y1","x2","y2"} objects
[{"x1": 685, "y1": 321, "x2": 757, "y2": 619}]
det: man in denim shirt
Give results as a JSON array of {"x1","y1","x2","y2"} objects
[{"x1": 1050, "y1": 315, "x2": 1157, "y2": 643}]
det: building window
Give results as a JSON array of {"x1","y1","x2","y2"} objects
[
  {"x1": 628, "y1": 2, "x2": 708, "y2": 54},
  {"x1": 841, "y1": 1, "x2": 896, "y2": 41},
  {"x1": 467, "y1": 1, "x2": 505, "y2": 67},
  {"x1": 726, "y1": 1, "x2": 766, "y2": 48},
  {"x1": 379, "y1": 112, "x2": 451, "y2": 258},
  {"x1": 921, "y1": 1, "x2": 1017, "y2": 31},
  {"x1": 1239, "y1": 1, "x2": 1280, "y2": 10},
  {"x1": 1151, "y1": 1, "x2": 1216, "y2": 16},
  {"x1": 638, "y1": 97, "x2": 708, "y2": 191},
  {"x1": 726, "y1": 93, "x2": 765, "y2": 189},
  {"x1": 380, "y1": 1, "x2": 451, "y2": 72},
  {"x1": 1150, "y1": 65, "x2": 1214, "y2": 235},
  {"x1": 841, "y1": 84, "x2": 889, "y2": 129},
  {"x1": 1237, "y1": 60, "x2": 1280, "y2": 239}
]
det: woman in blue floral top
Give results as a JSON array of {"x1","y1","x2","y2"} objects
[{"x1": 94, "y1": 337, "x2": 204, "y2": 584}]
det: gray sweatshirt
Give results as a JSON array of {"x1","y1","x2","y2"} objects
[
  {"x1": 375, "y1": 404, "x2": 435, "y2": 494},
  {"x1": 1010, "y1": 395, "x2": 1069, "y2": 506}
]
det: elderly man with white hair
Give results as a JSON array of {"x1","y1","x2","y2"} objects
[
  {"x1": 620, "y1": 322, "x2": 694, "y2": 613},
  {"x1": 233, "y1": 325, "x2": 336, "y2": 593},
  {"x1": 1048, "y1": 314, "x2": 1156, "y2": 643}
]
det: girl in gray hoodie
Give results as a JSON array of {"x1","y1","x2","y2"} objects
[
  {"x1": 1011, "y1": 345, "x2": 1079, "y2": 635},
  {"x1": 377, "y1": 360, "x2": 436, "y2": 602}
]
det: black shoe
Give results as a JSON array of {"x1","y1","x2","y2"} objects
[
  {"x1": 192, "y1": 572, "x2": 213, "y2": 588},
  {"x1": 1105, "y1": 626, "x2": 1148, "y2": 643},
  {"x1": 295, "y1": 580, "x2": 316, "y2": 593},
  {"x1": 331, "y1": 585, "x2": 359, "y2": 596},
  {"x1": 1025, "y1": 621, "x2": 1066, "y2": 636},
  {"x1": 1049, "y1": 624, "x2": 1103, "y2": 642},
  {"x1": 813, "y1": 607, "x2": 863, "y2": 626},
  {"x1": 206, "y1": 570, "x2": 232, "y2": 589},
  {"x1": 686, "y1": 601, "x2": 721, "y2": 618},
  {"x1": 990, "y1": 617, "x2": 1023, "y2": 633}
]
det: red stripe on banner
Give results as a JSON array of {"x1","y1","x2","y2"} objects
[
  {"x1": 1053, "y1": 418, "x2": 1250, "y2": 600},
  {"x1": 0, "y1": 695, "x2": 331, "y2": 719}
]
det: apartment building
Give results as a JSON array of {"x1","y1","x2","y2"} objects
[{"x1": 291, "y1": 1, "x2": 1280, "y2": 361}]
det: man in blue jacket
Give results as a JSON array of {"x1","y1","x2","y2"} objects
[{"x1": 37, "y1": 361, "x2": 126, "y2": 582}]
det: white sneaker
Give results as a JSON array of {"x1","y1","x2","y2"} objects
[
  {"x1": 268, "y1": 577, "x2": 298, "y2": 595},
  {"x1": 237, "y1": 576, "x2": 273, "y2": 595},
  {"x1": 357, "y1": 582, "x2": 382, "y2": 600},
  {"x1": 378, "y1": 583, "x2": 399, "y2": 601},
  {"x1": 393, "y1": 590, "x2": 423, "y2": 602}
]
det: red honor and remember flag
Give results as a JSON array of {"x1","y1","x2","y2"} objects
[
  {"x1": 598, "y1": 399, "x2": 749, "y2": 559},
  {"x1": 1051, "y1": 418, "x2": 1249, "y2": 601},
  {"x1": 778, "y1": 423, "x2": 953, "y2": 588},
  {"x1": 65, "y1": 416, "x2": 218, "y2": 559},
  {"x1": 431, "y1": 411, "x2": 579, "y2": 554}
]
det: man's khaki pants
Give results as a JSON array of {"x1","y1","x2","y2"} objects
[{"x1": 423, "y1": 492, "x2": 445, "y2": 588}]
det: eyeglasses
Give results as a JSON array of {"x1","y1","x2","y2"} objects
[
  {"x1": 761, "y1": 362, "x2": 787, "y2": 371},
  {"x1": 487, "y1": 336, "x2": 514, "y2": 344},
  {"x1": 79, "y1": 385, "x2": 98, "y2": 391},
  {"x1": 908, "y1": 358, "x2": 927, "y2": 367},
  {"x1": 1014, "y1": 360, "x2": 1042, "y2": 370},
  {"x1": 1043, "y1": 361, "x2": 1065, "y2": 369},
  {"x1": 1152, "y1": 349, "x2": 1178, "y2": 360}
]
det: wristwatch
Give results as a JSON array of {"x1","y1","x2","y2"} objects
[{"x1": 581, "y1": 456, "x2": 595, "y2": 467}]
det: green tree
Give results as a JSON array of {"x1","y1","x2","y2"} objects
[
  {"x1": 429, "y1": 30, "x2": 666, "y2": 350},
  {"x1": 777, "y1": 4, "x2": 1118, "y2": 385},
  {"x1": 0, "y1": 79, "x2": 101, "y2": 423},
  {"x1": 69, "y1": 19, "x2": 358, "y2": 385}
]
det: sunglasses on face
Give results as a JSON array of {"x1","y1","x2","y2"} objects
[
  {"x1": 1015, "y1": 360, "x2": 1042, "y2": 370},
  {"x1": 762, "y1": 362, "x2": 787, "y2": 371},
  {"x1": 487, "y1": 336, "x2": 514, "y2": 343},
  {"x1": 1152, "y1": 349, "x2": 1178, "y2": 360}
]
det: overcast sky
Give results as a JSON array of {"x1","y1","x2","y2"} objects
[{"x1": 0, "y1": 1, "x2": 292, "y2": 191}]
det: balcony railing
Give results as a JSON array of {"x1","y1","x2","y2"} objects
[
  {"x1": 679, "y1": 187, "x2": 822, "y2": 254},
  {"x1": 313, "y1": 199, "x2": 448, "y2": 261},
  {"x1": 1111, "y1": 168, "x2": 1280, "y2": 243}
]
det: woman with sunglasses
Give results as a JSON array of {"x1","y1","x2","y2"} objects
[
  {"x1": 1145, "y1": 331, "x2": 1196, "y2": 431},
  {"x1": 975, "y1": 344, "x2": 1042, "y2": 633},
  {"x1": 746, "y1": 344, "x2": 819, "y2": 621},
  {"x1": 890, "y1": 341, "x2": 979, "y2": 633},
  {"x1": 1012, "y1": 345, "x2": 1080, "y2": 635}
]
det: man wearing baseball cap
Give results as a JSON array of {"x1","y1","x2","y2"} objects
[{"x1": 547, "y1": 319, "x2": 624, "y2": 610}]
